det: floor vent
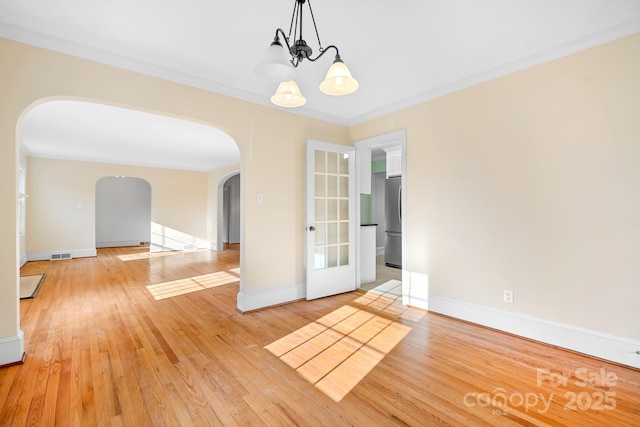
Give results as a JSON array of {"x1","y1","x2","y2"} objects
[{"x1": 50, "y1": 252, "x2": 72, "y2": 261}]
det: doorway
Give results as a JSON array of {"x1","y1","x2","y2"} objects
[
  {"x1": 354, "y1": 130, "x2": 407, "y2": 303},
  {"x1": 216, "y1": 171, "x2": 241, "y2": 252},
  {"x1": 95, "y1": 176, "x2": 152, "y2": 248},
  {"x1": 222, "y1": 173, "x2": 240, "y2": 249}
]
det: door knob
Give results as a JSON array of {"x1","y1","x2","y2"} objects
[{"x1": 309, "y1": 226, "x2": 316, "y2": 231}]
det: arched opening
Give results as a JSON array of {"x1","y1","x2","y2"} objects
[
  {"x1": 217, "y1": 172, "x2": 240, "y2": 251},
  {"x1": 18, "y1": 98, "x2": 240, "y2": 259},
  {"x1": 16, "y1": 97, "x2": 242, "y2": 326}
]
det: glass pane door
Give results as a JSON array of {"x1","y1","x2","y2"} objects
[
  {"x1": 314, "y1": 149, "x2": 350, "y2": 270},
  {"x1": 306, "y1": 139, "x2": 356, "y2": 300}
]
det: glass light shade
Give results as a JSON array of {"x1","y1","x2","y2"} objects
[
  {"x1": 255, "y1": 41, "x2": 295, "y2": 81},
  {"x1": 319, "y1": 60, "x2": 359, "y2": 96},
  {"x1": 271, "y1": 80, "x2": 307, "y2": 108}
]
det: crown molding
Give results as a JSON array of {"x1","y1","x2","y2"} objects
[
  {"x1": 25, "y1": 152, "x2": 237, "y2": 173},
  {"x1": 2, "y1": 18, "x2": 639, "y2": 130},
  {"x1": 345, "y1": 19, "x2": 640, "y2": 127},
  {"x1": 0, "y1": 23, "x2": 349, "y2": 126}
]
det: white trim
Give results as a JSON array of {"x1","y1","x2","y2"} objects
[
  {"x1": 346, "y1": 19, "x2": 640, "y2": 126},
  {"x1": 216, "y1": 170, "x2": 240, "y2": 252},
  {"x1": 236, "y1": 283, "x2": 305, "y2": 312},
  {"x1": 352, "y1": 130, "x2": 408, "y2": 304},
  {"x1": 25, "y1": 153, "x2": 237, "y2": 174},
  {"x1": 429, "y1": 295, "x2": 640, "y2": 369},
  {"x1": 0, "y1": 23, "x2": 349, "y2": 127},
  {"x1": 0, "y1": 331, "x2": 24, "y2": 366},
  {"x1": 20, "y1": 255, "x2": 28, "y2": 267},
  {"x1": 352, "y1": 129, "x2": 408, "y2": 150},
  {"x1": 27, "y1": 248, "x2": 97, "y2": 262},
  {"x1": 3, "y1": 19, "x2": 639, "y2": 128},
  {"x1": 149, "y1": 241, "x2": 211, "y2": 252},
  {"x1": 96, "y1": 240, "x2": 150, "y2": 248}
]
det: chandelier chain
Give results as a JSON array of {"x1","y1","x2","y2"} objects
[
  {"x1": 307, "y1": 0, "x2": 323, "y2": 52},
  {"x1": 288, "y1": 0, "x2": 298, "y2": 44}
]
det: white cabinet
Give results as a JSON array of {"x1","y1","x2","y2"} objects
[
  {"x1": 360, "y1": 225, "x2": 377, "y2": 284},
  {"x1": 384, "y1": 147, "x2": 402, "y2": 177}
]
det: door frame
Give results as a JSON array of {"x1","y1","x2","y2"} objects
[
  {"x1": 216, "y1": 170, "x2": 240, "y2": 251},
  {"x1": 353, "y1": 129, "x2": 408, "y2": 304}
]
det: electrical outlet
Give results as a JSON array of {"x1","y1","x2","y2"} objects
[{"x1": 503, "y1": 289, "x2": 514, "y2": 304}]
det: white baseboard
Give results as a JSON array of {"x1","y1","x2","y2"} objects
[
  {"x1": 150, "y1": 241, "x2": 212, "y2": 252},
  {"x1": 0, "y1": 330, "x2": 24, "y2": 366},
  {"x1": 27, "y1": 248, "x2": 97, "y2": 262},
  {"x1": 428, "y1": 295, "x2": 640, "y2": 369},
  {"x1": 406, "y1": 293, "x2": 429, "y2": 311},
  {"x1": 376, "y1": 246, "x2": 384, "y2": 256},
  {"x1": 237, "y1": 283, "x2": 305, "y2": 312},
  {"x1": 96, "y1": 240, "x2": 149, "y2": 248},
  {"x1": 20, "y1": 255, "x2": 27, "y2": 267}
]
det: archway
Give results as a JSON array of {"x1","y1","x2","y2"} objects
[
  {"x1": 19, "y1": 98, "x2": 240, "y2": 256},
  {"x1": 216, "y1": 171, "x2": 241, "y2": 252},
  {"x1": 10, "y1": 98, "x2": 243, "y2": 366}
]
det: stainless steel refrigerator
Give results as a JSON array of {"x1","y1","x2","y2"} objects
[{"x1": 384, "y1": 176, "x2": 402, "y2": 268}]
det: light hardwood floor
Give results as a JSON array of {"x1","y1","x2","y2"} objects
[
  {"x1": 360, "y1": 255, "x2": 402, "y2": 295},
  {"x1": 2, "y1": 246, "x2": 639, "y2": 426}
]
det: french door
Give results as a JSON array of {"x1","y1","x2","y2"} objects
[{"x1": 305, "y1": 140, "x2": 356, "y2": 300}]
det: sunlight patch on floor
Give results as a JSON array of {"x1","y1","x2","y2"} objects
[
  {"x1": 355, "y1": 283, "x2": 427, "y2": 323},
  {"x1": 146, "y1": 271, "x2": 238, "y2": 300},
  {"x1": 118, "y1": 248, "x2": 208, "y2": 262},
  {"x1": 363, "y1": 279, "x2": 402, "y2": 297},
  {"x1": 265, "y1": 304, "x2": 412, "y2": 402}
]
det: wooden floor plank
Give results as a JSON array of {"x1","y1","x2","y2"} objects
[
  {"x1": 0, "y1": 366, "x2": 19, "y2": 412},
  {"x1": 2, "y1": 245, "x2": 638, "y2": 426}
]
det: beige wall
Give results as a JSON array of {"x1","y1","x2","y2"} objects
[
  {"x1": 18, "y1": 150, "x2": 27, "y2": 264},
  {"x1": 0, "y1": 38, "x2": 348, "y2": 344},
  {"x1": 350, "y1": 33, "x2": 640, "y2": 341},
  {"x1": 2, "y1": 32, "x2": 638, "y2": 360},
  {"x1": 26, "y1": 157, "x2": 210, "y2": 253}
]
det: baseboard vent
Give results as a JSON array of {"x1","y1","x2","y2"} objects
[{"x1": 50, "y1": 252, "x2": 72, "y2": 261}]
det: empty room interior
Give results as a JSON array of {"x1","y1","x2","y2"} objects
[{"x1": 1, "y1": 1, "x2": 640, "y2": 426}]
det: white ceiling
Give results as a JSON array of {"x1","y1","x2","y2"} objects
[
  {"x1": 21, "y1": 100, "x2": 240, "y2": 171},
  {"x1": 3, "y1": 0, "x2": 640, "y2": 170}
]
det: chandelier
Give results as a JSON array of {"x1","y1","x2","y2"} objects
[{"x1": 255, "y1": 0, "x2": 359, "y2": 108}]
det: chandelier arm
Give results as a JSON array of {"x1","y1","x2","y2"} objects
[
  {"x1": 306, "y1": 44, "x2": 339, "y2": 63},
  {"x1": 274, "y1": 28, "x2": 301, "y2": 68}
]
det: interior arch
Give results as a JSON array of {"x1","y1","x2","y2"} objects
[{"x1": 16, "y1": 96, "x2": 243, "y2": 335}]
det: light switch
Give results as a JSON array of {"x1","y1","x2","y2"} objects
[{"x1": 256, "y1": 192, "x2": 264, "y2": 205}]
